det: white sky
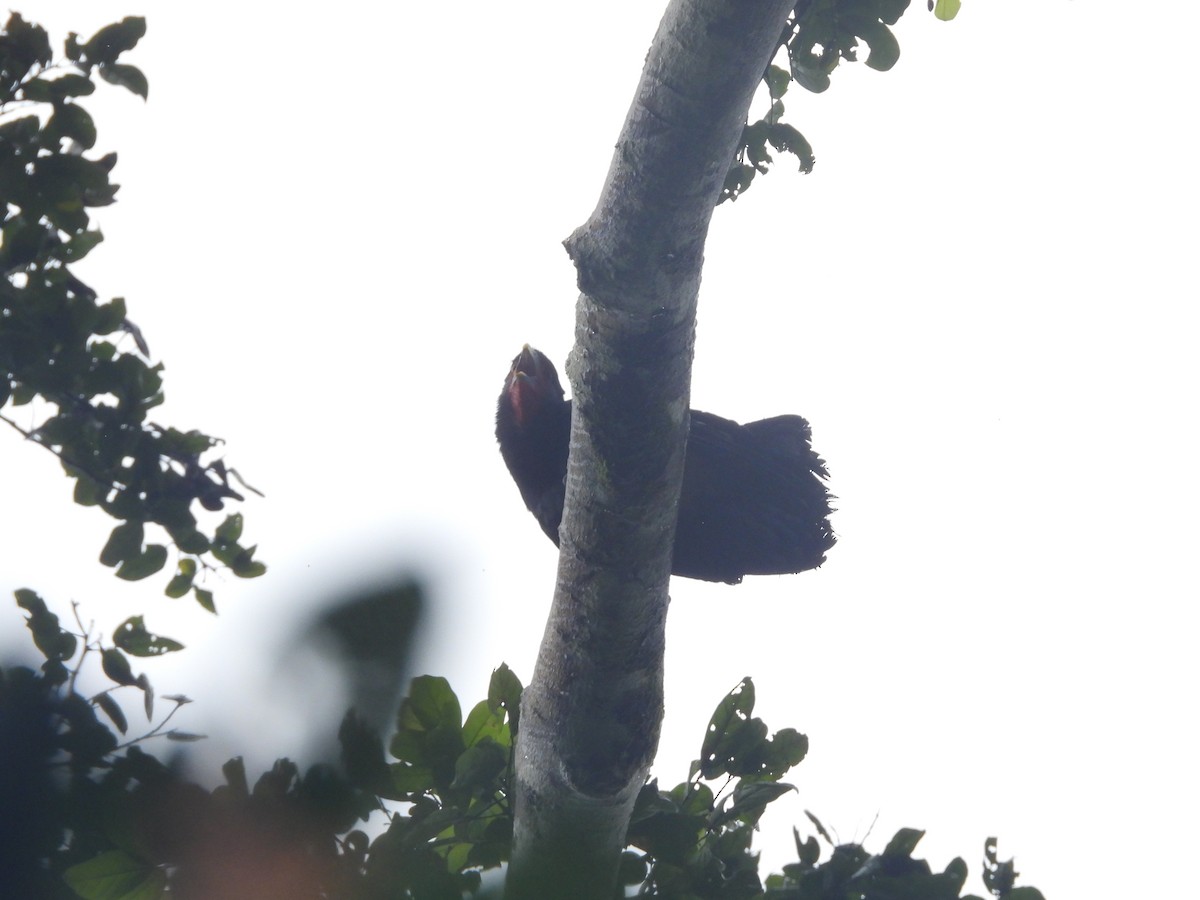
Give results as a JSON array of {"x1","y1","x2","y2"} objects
[{"x1": 4, "y1": 2, "x2": 1198, "y2": 896}]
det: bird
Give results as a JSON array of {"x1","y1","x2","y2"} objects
[{"x1": 495, "y1": 345, "x2": 835, "y2": 584}]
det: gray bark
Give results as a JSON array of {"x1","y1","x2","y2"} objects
[{"x1": 506, "y1": 1, "x2": 797, "y2": 897}]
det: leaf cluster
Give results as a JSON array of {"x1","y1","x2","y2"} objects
[
  {"x1": 0, "y1": 14, "x2": 262, "y2": 608},
  {"x1": 723, "y1": 0, "x2": 955, "y2": 202},
  {"x1": 2, "y1": 597, "x2": 1044, "y2": 900}
]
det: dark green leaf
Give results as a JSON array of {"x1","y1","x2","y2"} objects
[
  {"x1": 164, "y1": 559, "x2": 196, "y2": 598},
  {"x1": 99, "y1": 63, "x2": 147, "y2": 99},
  {"x1": 18, "y1": 589, "x2": 78, "y2": 661},
  {"x1": 113, "y1": 615, "x2": 184, "y2": 656},
  {"x1": 700, "y1": 678, "x2": 767, "y2": 779},
  {"x1": 45, "y1": 102, "x2": 98, "y2": 149},
  {"x1": 0, "y1": 14, "x2": 52, "y2": 85},
  {"x1": 101, "y1": 647, "x2": 137, "y2": 686},
  {"x1": 943, "y1": 856, "x2": 968, "y2": 891},
  {"x1": 115, "y1": 543, "x2": 167, "y2": 581},
  {"x1": 710, "y1": 781, "x2": 795, "y2": 828},
  {"x1": 73, "y1": 475, "x2": 105, "y2": 506},
  {"x1": 488, "y1": 662, "x2": 522, "y2": 737},
  {"x1": 94, "y1": 691, "x2": 128, "y2": 734},
  {"x1": 855, "y1": 19, "x2": 901, "y2": 72},
  {"x1": 390, "y1": 761, "x2": 436, "y2": 793},
  {"x1": 82, "y1": 17, "x2": 147, "y2": 66},
  {"x1": 884, "y1": 827, "x2": 926, "y2": 858},
  {"x1": 400, "y1": 675, "x2": 462, "y2": 733},
  {"x1": 765, "y1": 64, "x2": 790, "y2": 100},
  {"x1": 99, "y1": 520, "x2": 143, "y2": 567},
  {"x1": 194, "y1": 586, "x2": 215, "y2": 613},
  {"x1": 61, "y1": 228, "x2": 104, "y2": 261},
  {"x1": 215, "y1": 512, "x2": 243, "y2": 542},
  {"x1": 451, "y1": 738, "x2": 507, "y2": 793}
]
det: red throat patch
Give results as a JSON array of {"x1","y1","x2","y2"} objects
[{"x1": 508, "y1": 374, "x2": 541, "y2": 427}]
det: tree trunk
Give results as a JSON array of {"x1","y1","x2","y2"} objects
[{"x1": 506, "y1": 1, "x2": 796, "y2": 896}]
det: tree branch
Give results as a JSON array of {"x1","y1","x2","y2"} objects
[{"x1": 508, "y1": 1, "x2": 795, "y2": 896}]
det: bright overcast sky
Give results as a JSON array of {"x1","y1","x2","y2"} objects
[{"x1": 4, "y1": 2, "x2": 1198, "y2": 897}]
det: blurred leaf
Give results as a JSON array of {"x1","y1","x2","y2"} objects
[
  {"x1": 884, "y1": 827, "x2": 926, "y2": 858},
  {"x1": 856, "y1": 19, "x2": 901, "y2": 71},
  {"x1": 710, "y1": 781, "x2": 794, "y2": 828},
  {"x1": 115, "y1": 544, "x2": 167, "y2": 581},
  {"x1": 45, "y1": 102, "x2": 97, "y2": 149},
  {"x1": 99, "y1": 62, "x2": 147, "y2": 99},
  {"x1": 193, "y1": 586, "x2": 215, "y2": 613},
  {"x1": 17, "y1": 589, "x2": 78, "y2": 661},
  {"x1": 114, "y1": 615, "x2": 183, "y2": 656},
  {"x1": 934, "y1": 0, "x2": 962, "y2": 21},
  {"x1": 137, "y1": 672, "x2": 154, "y2": 719},
  {"x1": 214, "y1": 512, "x2": 243, "y2": 542},
  {"x1": 82, "y1": 17, "x2": 146, "y2": 66},
  {"x1": 100, "y1": 648, "x2": 137, "y2": 686},
  {"x1": 488, "y1": 663, "x2": 522, "y2": 737},
  {"x1": 164, "y1": 559, "x2": 196, "y2": 598},
  {"x1": 63, "y1": 849, "x2": 166, "y2": 900},
  {"x1": 451, "y1": 739, "x2": 507, "y2": 793},
  {"x1": 399, "y1": 675, "x2": 462, "y2": 734},
  {"x1": 93, "y1": 691, "x2": 128, "y2": 734},
  {"x1": 166, "y1": 730, "x2": 205, "y2": 742},
  {"x1": 99, "y1": 521, "x2": 143, "y2": 567}
]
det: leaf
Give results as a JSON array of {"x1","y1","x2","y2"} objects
[
  {"x1": 805, "y1": 809, "x2": 833, "y2": 844},
  {"x1": 855, "y1": 19, "x2": 901, "y2": 72},
  {"x1": 882, "y1": 826, "x2": 926, "y2": 858},
  {"x1": 390, "y1": 761, "x2": 435, "y2": 794},
  {"x1": 193, "y1": 586, "x2": 215, "y2": 613},
  {"x1": 450, "y1": 739, "x2": 507, "y2": 793},
  {"x1": 166, "y1": 730, "x2": 206, "y2": 742},
  {"x1": 99, "y1": 63, "x2": 148, "y2": 99},
  {"x1": 934, "y1": 0, "x2": 962, "y2": 21},
  {"x1": 700, "y1": 678, "x2": 767, "y2": 779},
  {"x1": 137, "y1": 673, "x2": 154, "y2": 720},
  {"x1": 17, "y1": 589, "x2": 78, "y2": 661},
  {"x1": 765, "y1": 63, "x2": 790, "y2": 100},
  {"x1": 113, "y1": 615, "x2": 185, "y2": 656},
  {"x1": 462, "y1": 699, "x2": 509, "y2": 749},
  {"x1": 400, "y1": 675, "x2": 463, "y2": 733},
  {"x1": 82, "y1": 17, "x2": 147, "y2": 66},
  {"x1": 115, "y1": 544, "x2": 167, "y2": 581},
  {"x1": 223, "y1": 757, "x2": 249, "y2": 796},
  {"x1": 710, "y1": 781, "x2": 794, "y2": 828},
  {"x1": 100, "y1": 521, "x2": 143, "y2": 567},
  {"x1": 101, "y1": 648, "x2": 137, "y2": 686},
  {"x1": 63, "y1": 849, "x2": 167, "y2": 900},
  {"x1": 488, "y1": 662, "x2": 523, "y2": 737},
  {"x1": 46, "y1": 102, "x2": 97, "y2": 149},
  {"x1": 62, "y1": 228, "x2": 105, "y2": 262},
  {"x1": 93, "y1": 692, "x2": 128, "y2": 734},
  {"x1": 215, "y1": 512, "x2": 243, "y2": 542},
  {"x1": 164, "y1": 559, "x2": 196, "y2": 598}
]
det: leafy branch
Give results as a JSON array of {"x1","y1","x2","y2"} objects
[{"x1": 0, "y1": 13, "x2": 264, "y2": 608}]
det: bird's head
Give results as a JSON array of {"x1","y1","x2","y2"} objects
[{"x1": 504, "y1": 345, "x2": 565, "y2": 427}]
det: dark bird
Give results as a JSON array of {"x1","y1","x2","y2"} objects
[{"x1": 496, "y1": 346, "x2": 835, "y2": 584}]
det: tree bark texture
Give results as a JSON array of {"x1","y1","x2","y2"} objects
[{"x1": 507, "y1": 1, "x2": 797, "y2": 897}]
